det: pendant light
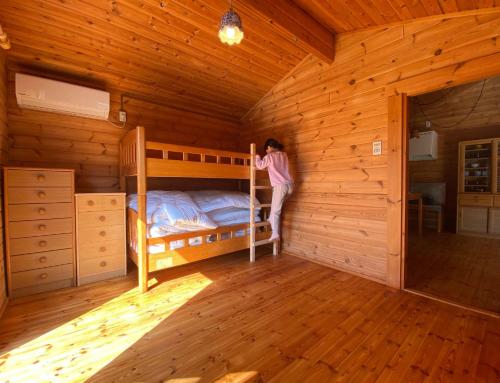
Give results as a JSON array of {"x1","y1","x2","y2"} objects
[{"x1": 218, "y1": 0, "x2": 244, "y2": 45}]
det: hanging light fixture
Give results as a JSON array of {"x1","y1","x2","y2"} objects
[{"x1": 218, "y1": 0, "x2": 244, "y2": 45}]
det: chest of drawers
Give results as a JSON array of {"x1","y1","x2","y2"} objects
[
  {"x1": 4, "y1": 167, "x2": 76, "y2": 297},
  {"x1": 75, "y1": 193, "x2": 127, "y2": 285}
]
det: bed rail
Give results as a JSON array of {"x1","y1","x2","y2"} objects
[
  {"x1": 126, "y1": 207, "x2": 270, "y2": 273},
  {"x1": 120, "y1": 127, "x2": 252, "y2": 180},
  {"x1": 119, "y1": 129, "x2": 138, "y2": 177}
]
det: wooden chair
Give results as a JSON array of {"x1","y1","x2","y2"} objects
[{"x1": 409, "y1": 182, "x2": 445, "y2": 232}]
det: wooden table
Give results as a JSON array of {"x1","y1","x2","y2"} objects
[{"x1": 408, "y1": 192, "x2": 423, "y2": 235}]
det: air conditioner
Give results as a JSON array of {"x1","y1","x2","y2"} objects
[
  {"x1": 15, "y1": 73, "x2": 110, "y2": 120},
  {"x1": 409, "y1": 130, "x2": 438, "y2": 161}
]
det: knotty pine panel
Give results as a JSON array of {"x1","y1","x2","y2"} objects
[
  {"x1": 6, "y1": 72, "x2": 241, "y2": 193},
  {"x1": 242, "y1": 12, "x2": 500, "y2": 284},
  {"x1": 294, "y1": 0, "x2": 500, "y2": 33}
]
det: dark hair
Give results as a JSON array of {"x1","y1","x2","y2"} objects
[{"x1": 264, "y1": 138, "x2": 284, "y2": 151}]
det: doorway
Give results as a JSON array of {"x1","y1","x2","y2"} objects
[{"x1": 403, "y1": 77, "x2": 500, "y2": 314}]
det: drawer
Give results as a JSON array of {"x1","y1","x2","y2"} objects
[
  {"x1": 9, "y1": 218, "x2": 73, "y2": 239},
  {"x1": 495, "y1": 196, "x2": 500, "y2": 208},
  {"x1": 11, "y1": 264, "x2": 73, "y2": 290},
  {"x1": 458, "y1": 194, "x2": 493, "y2": 207},
  {"x1": 79, "y1": 255, "x2": 124, "y2": 277},
  {"x1": 77, "y1": 194, "x2": 125, "y2": 212},
  {"x1": 10, "y1": 249, "x2": 74, "y2": 273},
  {"x1": 7, "y1": 169, "x2": 72, "y2": 187},
  {"x1": 78, "y1": 225, "x2": 124, "y2": 243},
  {"x1": 8, "y1": 188, "x2": 73, "y2": 204},
  {"x1": 77, "y1": 210, "x2": 124, "y2": 228},
  {"x1": 8, "y1": 203, "x2": 73, "y2": 221},
  {"x1": 78, "y1": 238, "x2": 125, "y2": 260},
  {"x1": 10, "y1": 233, "x2": 73, "y2": 255}
]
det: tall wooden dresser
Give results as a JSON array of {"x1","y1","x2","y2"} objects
[
  {"x1": 75, "y1": 193, "x2": 126, "y2": 285},
  {"x1": 3, "y1": 167, "x2": 75, "y2": 297}
]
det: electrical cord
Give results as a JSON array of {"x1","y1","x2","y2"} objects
[{"x1": 412, "y1": 79, "x2": 487, "y2": 129}]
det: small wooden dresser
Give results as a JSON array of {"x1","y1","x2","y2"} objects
[
  {"x1": 3, "y1": 167, "x2": 76, "y2": 297},
  {"x1": 75, "y1": 193, "x2": 127, "y2": 285}
]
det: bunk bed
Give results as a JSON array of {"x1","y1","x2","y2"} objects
[{"x1": 119, "y1": 126, "x2": 275, "y2": 292}]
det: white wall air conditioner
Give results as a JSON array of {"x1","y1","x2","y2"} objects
[
  {"x1": 409, "y1": 130, "x2": 438, "y2": 161},
  {"x1": 15, "y1": 73, "x2": 110, "y2": 120}
]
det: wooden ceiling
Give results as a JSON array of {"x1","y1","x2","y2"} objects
[
  {"x1": 0, "y1": 0, "x2": 310, "y2": 121},
  {"x1": 293, "y1": 0, "x2": 500, "y2": 33},
  {"x1": 0, "y1": 1, "x2": 499, "y2": 121}
]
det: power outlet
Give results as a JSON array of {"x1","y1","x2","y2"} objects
[
  {"x1": 118, "y1": 110, "x2": 127, "y2": 123},
  {"x1": 425, "y1": 120, "x2": 431, "y2": 128},
  {"x1": 372, "y1": 141, "x2": 382, "y2": 156}
]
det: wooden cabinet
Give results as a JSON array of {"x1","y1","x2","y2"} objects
[
  {"x1": 489, "y1": 208, "x2": 500, "y2": 235},
  {"x1": 458, "y1": 207, "x2": 488, "y2": 233},
  {"x1": 4, "y1": 167, "x2": 76, "y2": 298},
  {"x1": 75, "y1": 193, "x2": 126, "y2": 285},
  {"x1": 457, "y1": 138, "x2": 500, "y2": 237}
]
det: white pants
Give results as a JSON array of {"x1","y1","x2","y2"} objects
[{"x1": 269, "y1": 183, "x2": 293, "y2": 237}]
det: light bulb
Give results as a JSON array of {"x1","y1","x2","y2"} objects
[{"x1": 226, "y1": 26, "x2": 236, "y2": 39}]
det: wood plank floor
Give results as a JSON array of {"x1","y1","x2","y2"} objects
[
  {"x1": 0, "y1": 250, "x2": 499, "y2": 382},
  {"x1": 406, "y1": 232, "x2": 500, "y2": 313}
]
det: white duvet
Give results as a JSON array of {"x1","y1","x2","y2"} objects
[{"x1": 127, "y1": 190, "x2": 261, "y2": 253}]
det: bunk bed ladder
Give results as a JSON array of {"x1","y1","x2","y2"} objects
[{"x1": 250, "y1": 143, "x2": 279, "y2": 263}]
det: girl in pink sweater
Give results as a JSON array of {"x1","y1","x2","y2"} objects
[{"x1": 255, "y1": 139, "x2": 293, "y2": 242}]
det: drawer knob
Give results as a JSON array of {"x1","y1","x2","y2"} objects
[
  {"x1": 38, "y1": 208, "x2": 47, "y2": 215},
  {"x1": 38, "y1": 224, "x2": 47, "y2": 231},
  {"x1": 111, "y1": 199, "x2": 117, "y2": 205},
  {"x1": 39, "y1": 256, "x2": 48, "y2": 263},
  {"x1": 39, "y1": 240, "x2": 47, "y2": 247},
  {"x1": 37, "y1": 175, "x2": 46, "y2": 182},
  {"x1": 99, "y1": 231, "x2": 106, "y2": 237},
  {"x1": 100, "y1": 261, "x2": 107, "y2": 267},
  {"x1": 99, "y1": 215, "x2": 106, "y2": 222},
  {"x1": 40, "y1": 273, "x2": 48, "y2": 280},
  {"x1": 87, "y1": 200, "x2": 95, "y2": 206},
  {"x1": 38, "y1": 191, "x2": 46, "y2": 199},
  {"x1": 99, "y1": 246, "x2": 107, "y2": 252}
]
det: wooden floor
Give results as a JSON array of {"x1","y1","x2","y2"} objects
[
  {"x1": 0, "y1": 250, "x2": 499, "y2": 382},
  {"x1": 406, "y1": 232, "x2": 500, "y2": 313}
]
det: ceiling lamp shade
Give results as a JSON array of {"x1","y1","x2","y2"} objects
[{"x1": 218, "y1": 7, "x2": 244, "y2": 45}]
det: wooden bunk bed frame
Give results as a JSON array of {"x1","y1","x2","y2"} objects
[{"x1": 120, "y1": 126, "x2": 274, "y2": 292}]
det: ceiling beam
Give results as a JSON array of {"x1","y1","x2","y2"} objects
[{"x1": 237, "y1": 0, "x2": 335, "y2": 63}]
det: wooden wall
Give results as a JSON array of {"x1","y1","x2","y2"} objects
[
  {"x1": 0, "y1": 51, "x2": 8, "y2": 313},
  {"x1": 6, "y1": 68, "x2": 241, "y2": 193},
  {"x1": 242, "y1": 12, "x2": 500, "y2": 284},
  {"x1": 409, "y1": 78, "x2": 500, "y2": 231}
]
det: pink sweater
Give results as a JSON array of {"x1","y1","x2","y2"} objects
[{"x1": 255, "y1": 151, "x2": 293, "y2": 186}]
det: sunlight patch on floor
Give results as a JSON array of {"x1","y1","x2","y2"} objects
[
  {"x1": 163, "y1": 371, "x2": 260, "y2": 383},
  {"x1": 0, "y1": 273, "x2": 212, "y2": 383}
]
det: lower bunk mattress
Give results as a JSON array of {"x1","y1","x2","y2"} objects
[{"x1": 127, "y1": 190, "x2": 261, "y2": 254}]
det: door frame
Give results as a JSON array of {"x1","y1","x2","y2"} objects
[{"x1": 386, "y1": 94, "x2": 409, "y2": 289}]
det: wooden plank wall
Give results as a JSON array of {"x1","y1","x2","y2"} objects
[
  {"x1": 242, "y1": 12, "x2": 500, "y2": 284},
  {"x1": 0, "y1": 51, "x2": 8, "y2": 313},
  {"x1": 409, "y1": 78, "x2": 500, "y2": 231},
  {"x1": 6, "y1": 71, "x2": 241, "y2": 193}
]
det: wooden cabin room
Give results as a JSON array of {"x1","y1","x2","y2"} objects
[{"x1": 0, "y1": 1, "x2": 499, "y2": 382}]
